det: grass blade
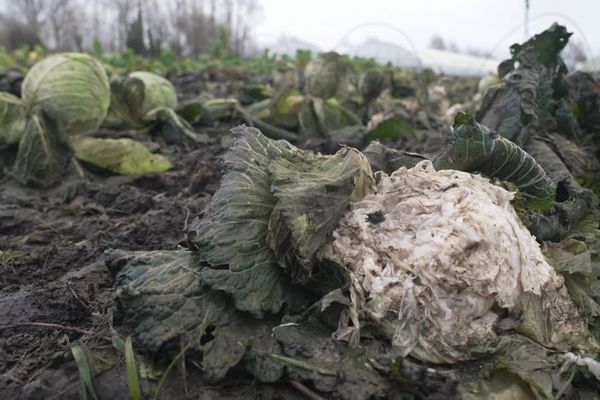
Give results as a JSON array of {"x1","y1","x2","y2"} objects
[
  {"x1": 71, "y1": 344, "x2": 99, "y2": 400},
  {"x1": 125, "y1": 336, "x2": 143, "y2": 400}
]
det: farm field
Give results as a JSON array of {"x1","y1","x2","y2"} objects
[{"x1": 1, "y1": 22, "x2": 600, "y2": 400}]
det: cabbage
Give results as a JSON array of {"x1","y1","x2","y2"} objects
[
  {"x1": 358, "y1": 69, "x2": 385, "y2": 103},
  {"x1": 272, "y1": 61, "x2": 298, "y2": 92},
  {"x1": 325, "y1": 160, "x2": 595, "y2": 363},
  {"x1": 110, "y1": 71, "x2": 178, "y2": 129},
  {"x1": 0, "y1": 92, "x2": 26, "y2": 146},
  {"x1": 112, "y1": 126, "x2": 600, "y2": 398},
  {"x1": 108, "y1": 71, "x2": 209, "y2": 143},
  {"x1": 128, "y1": 71, "x2": 178, "y2": 118},
  {"x1": 304, "y1": 52, "x2": 347, "y2": 99},
  {"x1": 21, "y1": 53, "x2": 110, "y2": 136},
  {"x1": 10, "y1": 110, "x2": 72, "y2": 187}
]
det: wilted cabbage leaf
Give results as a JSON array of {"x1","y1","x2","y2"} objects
[
  {"x1": 10, "y1": 111, "x2": 72, "y2": 187},
  {"x1": 521, "y1": 138, "x2": 596, "y2": 241},
  {"x1": 478, "y1": 24, "x2": 570, "y2": 147},
  {"x1": 109, "y1": 71, "x2": 211, "y2": 143},
  {"x1": 187, "y1": 126, "x2": 376, "y2": 314},
  {"x1": 473, "y1": 24, "x2": 599, "y2": 240},
  {"x1": 70, "y1": 137, "x2": 172, "y2": 175},
  {"x1": 21, "y1": 53, "x2": 110, "y2": 136},
  {"x1": 267, "y1": 139, "x2": 374, "y2": 285},
  {"x1": 544, "y1": 216, "x2": 600, "y2": 341},
  {"x1": 459, "y1": 337, "x2": 555, "y2": 399},
  {"x1": 109, "y1": 249, "x2": 283, "y2": 382},
  {"x1": 110, "y1": 249, "x2": 404, "y2": 399},
  {"x1": 110, "y1": 71, "x2": 177, "y2": 128},
  {"x1": 434, "y1": 112, "x2": 555, "y2": 209},
  {"x1": 363, "y1": 141, "x2": 427, "y2": 173},
  {"x1": 0, "y1": 92, "x2": 26, "y2": 147},
  {"x1": 186, "y1": 126, "x2": 311, "y2": 316}
]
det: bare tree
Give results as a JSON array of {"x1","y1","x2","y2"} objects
[
  {"x1": 11, "y1": 0, "x2": 44, "y2": 33},
  {"x1": 110, "y1": 0, "x2": 134, "y2": 50},
  {"x1": 230, "y1": 0, "x2": 261, "y2": 55},
  {"x1": 46, "y1": 0, "x2": 78, "y2": 50},
  {"x1": 0, "y1": 0, "x2": 262, "y2": 56},
  {"x1": 0, "y1": 14, "x2": 41, "y2": 50},
  {"x1": 143, "y1": 0, "x2": 167, "y2": 55}
]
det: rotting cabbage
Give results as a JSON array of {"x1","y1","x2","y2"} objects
[
  {"x1": 110, "y1": 71, "x2": 177, "y2": 129},
  {"x1": 358, "y1": 69, "x2": 385, "y2": 104},
  {"x1": 247, "y1": 53, "x2": 406, "y2": 145},
  {"x1": 304, "y1": 52, "x2": 348, "y2": 99},
  {"x1": 21, "y1": 52, "x2": 110, "y2": 136},
  {"x1": 475, "y1": 23, "x2": 597, "y2": 241},
  {"x1": 324, "y1": 160, "x2": 593, "y2": 363},
  {"x1": 109, "y1": 70, "x2": 209, "y2": 143},
  {"x1": 0, "y1": 92, "x2": 26, "y2": 146},
  {"x1": 111, "y1": 126, "x2": 600, "y2": 398}
]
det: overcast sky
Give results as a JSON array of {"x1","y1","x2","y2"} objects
[{"x1": 255, "y1": 0, "x2": 600, "y2": 59}]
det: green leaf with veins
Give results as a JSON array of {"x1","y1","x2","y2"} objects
[
  {"x1": 268, "y1": 143, "x2": 374, "y2": 285},
  {"x1": 10, "y1": 110, "x2": 72, "y2": 188},
  {"x1": 110, "y1": 249, "x2": 284, "y2": 382},
  {"x1": 186, "y1": 126, "x2": 311, "y2": 317},
  {"x1": 434, "y1": 113, "x2": 555, "y2": 209},
  {"x1": 187, "y1": 126, "x2": 374, "y2": 314}
]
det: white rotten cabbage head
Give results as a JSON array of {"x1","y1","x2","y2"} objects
[{"x1": 325, "y1": 161, "x2": 593, "y2": 363}]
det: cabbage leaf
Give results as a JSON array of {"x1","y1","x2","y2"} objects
[
  {"x1": 71, "y1": 137, "x2": 172, "y2": 175},
  {"x1": 10, "y1": 111, "x2": 72, "y2": 187},
  {"x1": 434, "y1": 112, "x2": 555, "y2": 209}
]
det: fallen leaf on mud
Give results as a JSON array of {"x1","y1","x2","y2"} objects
[{"x1": 71, "y1": 137, "x2": 172, "y2": 175}]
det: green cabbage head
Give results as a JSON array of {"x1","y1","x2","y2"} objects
[
  {"x1": 21, "y1": 52, "x2": 110, "y2": 136},
  {"x1": 128, "y1": 71, "x2": 178, "y2": 117},
  {"x1": 0, "y1": 92, "x2": 27, "y2": 146},
  {"x1": 110, "y1": 71, "x2": 178, "y2": 128}
]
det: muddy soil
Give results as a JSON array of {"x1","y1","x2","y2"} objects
[
  {"x1": 0, "y1": 140, "x2": 243, "y2": 399},
  {"x1": 0, "y1": 123, "x2": 446, "y2": 399}
]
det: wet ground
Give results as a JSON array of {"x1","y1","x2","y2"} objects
[
  {"x1": 0, "y1": 124, "x2": 454, "y2": 399},
  {"x1": 0, "y1": 141, "x2": 236, "y2": 399}
]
